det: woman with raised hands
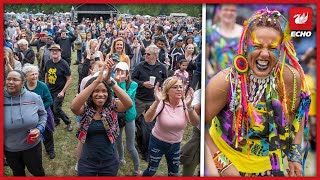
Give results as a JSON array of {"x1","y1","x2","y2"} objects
[{"x1": 71, "y1": 59, "x2": 132, "y2": 176}]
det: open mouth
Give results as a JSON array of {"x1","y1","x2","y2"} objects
[{"x1": 256, "y1": 60, "x2": 269, "y2": 71}]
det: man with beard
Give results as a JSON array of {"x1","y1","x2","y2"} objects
[
  {"x1": 54, "y1": 29, "x2": 77, "y2": 66},
  {"x1": 37, "y1": 35, "x2": 54, "y2": 82},
  {"x1": 141, "y1": 30, "x2": 152, "y2": 56}
]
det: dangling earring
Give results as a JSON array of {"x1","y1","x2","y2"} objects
[{"x1": 233, "y1": 54, "x2": 248, "y2": 74}]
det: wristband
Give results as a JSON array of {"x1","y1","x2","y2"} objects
[
  {"x1": 213, "y1": 151, "x2": 233, "y2": 174},
  {"x1": 36, "y1": 125, "x2": 45, "y2": 134},
  {"x1": 107, "y1": 78, "x2": 117, "y2": 87},
  {"x1": 288, "y1": 144, "x2": 302, "y2": 164}
]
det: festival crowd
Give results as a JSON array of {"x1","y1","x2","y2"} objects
[{"x1": 4, "y1": 10, "x2": 202, "y2": 176}]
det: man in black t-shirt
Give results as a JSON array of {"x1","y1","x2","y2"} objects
[{"x1": 45, "y1": 44, "x2": 73, "y2": 132}]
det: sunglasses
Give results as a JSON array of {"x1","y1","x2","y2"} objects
[{"x1": 145, "y1": 53, "x2": 152, "y2": 56}]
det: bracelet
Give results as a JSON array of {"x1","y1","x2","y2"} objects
[
  {"x1": 212, "y1": 151, "x2": 232, "y2": 174},
  {"x1": 288, "y1": 144, "x2": 302, "y2": 165},
  {"x1": 107, "y1": 78, "x2": 117, "y2": 87}
]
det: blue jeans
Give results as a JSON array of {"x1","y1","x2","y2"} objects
[
  {"x1": 77, "y1": 50, "x2": 82, "y2": 63},
  {"x1": 143, "y1": 135, "x2": 181, "y2": 176},
  {"x1": 116, "y1": 121, "x2": 140, "y2": 172},
  {"x1": 77, "y1": 153, "x2": 119, "y2": 176}
]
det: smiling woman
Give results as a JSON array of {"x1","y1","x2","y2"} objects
[
  {"x1": 142, "y1": 77, "x2": 200, "y2": 176},
  {"x1": 70, "y1": 59, "x2": 132, "y2": 176},
  {"x1": 4, "y1": 70, "x2": 47, "y2": 176},
  {"x1": 205, "y1": 8, "x2": 311, "y2": 177}
]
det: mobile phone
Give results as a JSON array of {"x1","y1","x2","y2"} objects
[{"x1": 37, "y1": 33, "x2": 45, "y2": 38}]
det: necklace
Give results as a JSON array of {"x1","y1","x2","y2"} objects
[{"x1": 248, "y1": 70, "x2": 273, "y2": 106}]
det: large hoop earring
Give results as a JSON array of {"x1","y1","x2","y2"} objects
[{"x1": 233, "y1": 54, "x2": 248, "y2": 74}]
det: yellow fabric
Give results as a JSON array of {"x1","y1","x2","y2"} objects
[
  {"x1": 209, "y1": 122, "x2": 271, "y2": 173},
  {"x1": 305, "y1": 74, "x2": 316, "y2": 116}
]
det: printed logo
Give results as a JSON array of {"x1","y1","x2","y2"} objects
[
  {"x1": 294, "y1": 12, "x2": 308, "y2": 24},
  {"x1": 289, "y1": 7, "x2": 313, "y2": 30}
]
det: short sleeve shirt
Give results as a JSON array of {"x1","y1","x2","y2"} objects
[{"x1": 44, "y1": 59, "x2": 71, "y2": 94}]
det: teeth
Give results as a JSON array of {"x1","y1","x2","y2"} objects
[{"x1": 257, "y1": 60, "x2": 269, "y2": 66}]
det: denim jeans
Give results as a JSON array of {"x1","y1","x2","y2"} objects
[
  {"x1": 143, "y1": 134, "x2": 181, "y2": 176},
  {"x1": 77, "y1": 153, "x2": 119, "y2": 176},
  {"x1": 76, "y1": 50, "x2": 82, "y2": 63},
  {"x1": 116, "y1": 121, "x2": 140, "y2": 172}
]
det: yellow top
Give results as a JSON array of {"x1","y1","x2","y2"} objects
[{"x1": 209, "y1": 121, "x2": 272, "y2": 173}]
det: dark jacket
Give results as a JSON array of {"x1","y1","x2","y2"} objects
[
  {"x1": 132, "y1": 61, "x2": 167, "y2": 102},
  {"x1": 18, "y1": 48, "x2": 35, "y2": 66},
  {"x1": 54, "y1": 32, "x2": 77, "y2": 59}
]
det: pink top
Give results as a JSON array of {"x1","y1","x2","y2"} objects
[
  {"x1": 174, "y1": 70, "x2": 189, "y2": 85},
  {"x1": 152, "y1": 100, "x2": 188, "y2": 144}
]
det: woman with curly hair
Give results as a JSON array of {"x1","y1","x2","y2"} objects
[{"x1": 71, "y1": 59, "x2": 132, "y2": 176}]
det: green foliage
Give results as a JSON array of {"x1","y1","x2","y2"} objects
[
  {"x1": 114, "y1": 4, "x2": 201, "y2": 17},
  {"x1": 4, "y1": 4, "x2": 201, "y2": 17}
]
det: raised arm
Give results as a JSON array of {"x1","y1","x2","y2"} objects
[
  {"x1": 70, "y1": 65, "x2": 107, "y2": 115},
  {"x1": 184, "y1": 88, "x2": 200, "y2": 126},
  {"x1": 104, "y1": 59, "x2": 132, "y2": 112}
]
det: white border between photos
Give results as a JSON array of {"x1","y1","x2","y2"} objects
[{"x1": 200, "y1": 3, "x2": 206, "y2": 177}]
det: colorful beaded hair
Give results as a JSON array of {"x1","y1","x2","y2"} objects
[
  {"x1": 231, "y1": 8, "x2": 311, "y2": 148},
  {"x1": 237, "y1": 8, "x2": 309, "y2": 95}
]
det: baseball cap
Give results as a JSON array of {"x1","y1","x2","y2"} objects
[
  {"x1": 115, "y1": 62, "x2": 129, "y2": 71},
  {"x1": 187, "y1": 28, "x2": 193, "y2": 33}
]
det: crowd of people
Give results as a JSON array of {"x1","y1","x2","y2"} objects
[
  {"x1": 4, "y1": 9, "x2": 201, "y2": 176},
  {"x1": 205, "y1": 5, "x2": 315, "y2": 177}
]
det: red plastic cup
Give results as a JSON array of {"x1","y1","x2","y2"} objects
[{"x1": 26, "y1": 129, "x2": 37, "y2": 144}]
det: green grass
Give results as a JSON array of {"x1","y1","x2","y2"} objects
[{"x1": 4, "y1": 47, "x2": 197, "y2": 176}]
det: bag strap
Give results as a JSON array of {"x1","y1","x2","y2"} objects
[{"x1": 154, "y1": 100, "x2": 165, "y2": 120}]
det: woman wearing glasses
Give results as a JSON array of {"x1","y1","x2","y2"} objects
[
  {"x1": 142, "y1": 77, "x2": 200, "y2": 176},
  {"x1": 4, "y1": 70, "x2": 47, "y2": 176}
]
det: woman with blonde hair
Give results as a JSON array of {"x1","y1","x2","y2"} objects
[
  {"x1": 83, "y1": 39, "x2": 104, "y2": 62},
  {"x1": 142, "y1": 77, "x2": 200, "y2": 176},
  {"x1": 105, "y1": 38, "x2": 130, "y2": 68}
]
